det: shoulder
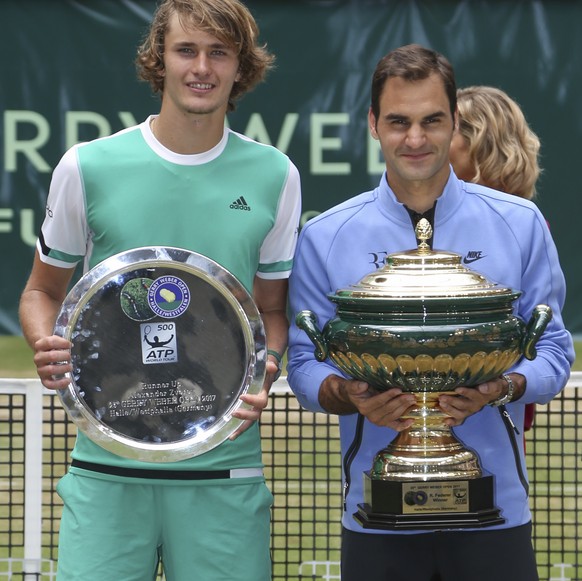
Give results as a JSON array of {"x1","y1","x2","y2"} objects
[
  {"x1": 301, "y1": 190, "x2": 377, "y2": 236},
  {"x1": 461, "y1": 181, "x2": 543, "y2": 219},
  {"x1": 226, "y1": 129, "x2": 293, "y2": 167},
  {"x1": 73, "y1": 125, "x2": 143, "y2": 158},
  {"x1": 462, "y1": 181, "x2": 536, "y2": 209},
  {"x1": 457, "y1": 181, "x2": 549, "y2": 245}
]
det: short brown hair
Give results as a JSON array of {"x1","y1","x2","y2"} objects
[
  {"x1": 370, "y1": 44, "x2": 457, "y2": 121},
  {"x1": 136, "y1": 0, "x2": 275, "y2": 112}
]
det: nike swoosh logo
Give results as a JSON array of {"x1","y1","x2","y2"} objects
[{"x1": 463, "y1": 256, "x2": 486, "y2": 264}]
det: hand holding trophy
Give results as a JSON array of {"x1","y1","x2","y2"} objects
[
  {"x1": 55, "y1": 246, "x2": 266, "y2": 463},
  {"x1": 297, "y1": 219, "x2": 551, "y2": 529}
]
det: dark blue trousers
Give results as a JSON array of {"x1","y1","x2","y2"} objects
[{"x1": 341, "y1": 522, "x2": 538, "y2": 581}]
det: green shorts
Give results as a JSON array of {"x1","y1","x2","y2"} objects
[{"x1": 55, "y1": 470, "x2": 273, "y2": 581}]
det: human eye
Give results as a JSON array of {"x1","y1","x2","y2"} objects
[
  {"x1": 177, "y1": 46, "x2": 195, "y2": 55},
  {"x1": 390, "y1": 118, "x2": 409, "y2": 128},
  {"x1": 424, "y1": 115, "x2": 443, "y2": 126},
  {"x1": 208, "y1": 42, "x2": 232, "y2": 56}
]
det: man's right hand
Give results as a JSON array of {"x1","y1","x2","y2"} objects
[
  {"x1": 33, "y1": 335, "x2": 73, "y2": 390},
  {"x1": 319, "y1": 374, "x2": 416, "y2": 431}
]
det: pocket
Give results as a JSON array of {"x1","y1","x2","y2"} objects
[
  {"x1": 55, "y1": 471, "x2": 73, "y2": 502},
  {"x1": 226, "y1": 480, "x2": 273, "y2": 519},
  {"x1": 261, "y1": 482, "x2": 274, "y2": 509}
]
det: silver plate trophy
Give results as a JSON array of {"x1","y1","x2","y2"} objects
[{"x1": 54, "y1": 247, "x2": 266, "y2": 462}]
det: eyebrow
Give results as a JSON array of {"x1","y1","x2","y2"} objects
[
  {"x1": 385, "y1": 111, "x2": 447, "y2": 122},
  {"x1": 171, "y1": 40, "x2": 233, "y2": 51}
]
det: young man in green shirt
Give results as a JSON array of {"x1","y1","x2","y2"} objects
[{"x1": 19, "y1": 1, "x2": 301, "y2": 579}]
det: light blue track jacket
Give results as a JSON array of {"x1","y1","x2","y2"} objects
[{"x1": 287, "y1": 170, "x2": 574, "y2": 534}]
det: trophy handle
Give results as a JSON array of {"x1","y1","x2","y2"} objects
[
  {"x1": 296, "y1": 310, "x2": 328, "y2": 361},
  {"x1": 522, "y1": 304, "x2": 552, "y2": 360}
]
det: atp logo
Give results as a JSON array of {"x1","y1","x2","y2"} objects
[{"x1": 141, "y1": 322, "x2": 178, "y2": 364}]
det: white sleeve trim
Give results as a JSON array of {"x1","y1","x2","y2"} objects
[
  {"x1": 255, "y1": 269, "x2": 292, "y2": 280},
  {"x1": 35, "y1": 240, "x2": 78, "y2": 270},
  {"x1": 40, "y1": 145, "x2": 88, "y2": 265},
  {"x1": 259, "y1": 160, "x2": 302, "y2": 267}
]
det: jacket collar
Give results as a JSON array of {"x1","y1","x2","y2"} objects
[{"x1": 376, "y1": 166, "x2": 464, "y2": 226}]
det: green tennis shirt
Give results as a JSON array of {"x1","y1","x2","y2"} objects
[{"x1": 39, "y1": 117, "x2": 301, "y2": 473}]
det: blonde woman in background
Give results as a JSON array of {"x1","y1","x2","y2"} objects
[
  {"x1": 450, "y1": 85, "x2": 541, "y2": 200},
  {"x1": 450, "y1": 85, "x2": 542, "y2": 432}
]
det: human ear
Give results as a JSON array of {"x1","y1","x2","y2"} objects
[{"x1": 368, "y1": 107, "x2": 379, "y2": 139}]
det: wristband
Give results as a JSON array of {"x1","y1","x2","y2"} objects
[
  {"x1": 267, "y1": 349, "x2": 283, "y2": 380},
  {"x1": 489, "y1": 374, "x2": 515, "y2": 407},
  {"x1": 267, "y1": 349, "x2": 282, "y2": 364}
]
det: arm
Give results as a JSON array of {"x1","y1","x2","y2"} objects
[
  {"x1": 229, "y1": 158, "x2": 302, "y2": 438},
  {"x1": 230, "y1": 276, "x2": 289, "y2": 438},
  {"x1": 508, "y1": 214, "x2": 574, "y2": 403},
  {"x1": 287, "y1": 221, "x2": 415, "y2": 430},
  {"x1": 253, "y1": 276, "x2": 289, "y2": 361},
  {"x1": 19, "y1": 250, "x2": 76, "y2": 390},
  {"x1": 439, "y1": 208, "x2": 573, "y2": 425}
]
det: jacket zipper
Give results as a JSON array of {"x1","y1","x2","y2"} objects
[
  {"x1": 342, "y1": 414, "x2": 365, "y2": 512},
  {"x1": 498, "y1": 404, "x2": 529, "y2": 495}
]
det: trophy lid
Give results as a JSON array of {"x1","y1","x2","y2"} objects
[{"x1": 331, "y1": 218, "x2": 519, "y2": 303}]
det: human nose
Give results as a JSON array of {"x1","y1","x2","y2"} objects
[
  {"x1": 405, "y1": 124, "x2": 426, "y2": 148},
  {"x1": 193, "y1": 52, "x2": 211, "y2": 75}
]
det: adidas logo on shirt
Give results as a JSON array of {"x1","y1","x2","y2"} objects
[{"x1": 230, "y1": 196, "x2": 251, "y2": 211}]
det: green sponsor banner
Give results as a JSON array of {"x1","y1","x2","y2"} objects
[{"x1": 1, "y1": 0, "x2": 580, "y2": 335}]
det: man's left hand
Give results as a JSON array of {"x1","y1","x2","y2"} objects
[
  {"x1": 229, "y1": 358, "x2": 278, "y2": 440},
  {"x1": 439, "y1": 374, "x2": 524, "y2": 426}
]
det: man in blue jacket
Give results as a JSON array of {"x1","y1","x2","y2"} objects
[{"x1": 287, "y1": 44, "x2": 574, "y2": 581}]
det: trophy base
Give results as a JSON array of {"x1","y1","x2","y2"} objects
[{"x1": 353, "y1": 472, "x2": 505, "y2": 530}]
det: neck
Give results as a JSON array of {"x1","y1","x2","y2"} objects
[
  {"x1": 393, "y1": 188, "x2": 439, "y2": 214},
  {"x1": 387, "y1": 170, "x2": 450, "y2": 213},
  {"x1": 151, "y1": 111, "x2": 225, "y2": 154}
]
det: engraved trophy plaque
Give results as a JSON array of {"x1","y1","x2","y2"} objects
[
  {"x1": 297, "y1": 219, "x2": 551, "y2": 529},
  {"x1": 54, "y1": 246, "x2": 266, "y2": 462}
]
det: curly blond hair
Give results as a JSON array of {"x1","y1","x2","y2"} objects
[
  {"x1": 456, "y1": 86, "x2": 541, "y2": 199},
  {"x1": 136, "y1": 0, "x2": 275, "y2": 112}
]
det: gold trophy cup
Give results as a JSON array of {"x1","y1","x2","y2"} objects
[{"x1": 297, "y1": 219, "x2": 551, "y2": 529}]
